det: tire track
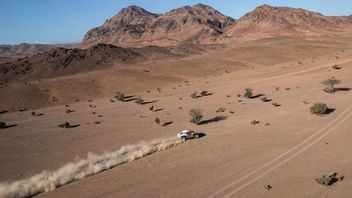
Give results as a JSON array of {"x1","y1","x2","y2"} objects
[{"x1": 207, "y1": 105, "x2": 352, "y2": 198}]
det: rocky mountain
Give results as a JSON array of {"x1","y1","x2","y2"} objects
[
  {"x1": 0, "y1": 43, "x2": 56, "y2": 57},
  {"x1": 0, "y1": 42, "x2": 204, "y2": 83},
  {"x1": 228, "y1": 5, "x2": 352, "y2": 37},
  {"x1": 82, "y1": 4, "x2": 235, "y2": 47},
  {"x1": 83, "y1": 4, "x2": 352, "y2": 47}
]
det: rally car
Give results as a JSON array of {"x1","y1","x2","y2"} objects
[{"x1": 177, "y1": 130, "x2": 200, "y2": 141}]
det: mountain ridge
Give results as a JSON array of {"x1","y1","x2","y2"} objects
[
  {"x1": 83, "y1": 4, "x2": 352, "y2": 47},
  {"x1": 82, "y1": 4, "x2": 235, "y2": 47}
]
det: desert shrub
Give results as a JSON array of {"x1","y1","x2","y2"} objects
[
  {"x1": 244, "y1": 88, "x2": 253, "y2": 98},
  {"x1": 115, "y1": 91, "x2": 125, "y2": 102},
  {"x1": 0, "y1": 122, "x2": 7, "y2": 128},
  {"x1": 216, "y1": 107, "x2": 225, "y2": 113},
  {"x1": 58, "y1": 122, "x2": 70, "y2": 128},
  {"x1": 190, "y1": 92, "x2": 198, "y2": 99},
  {"x1": 149, "y1": 106, "x2": 154, "y2": 111},
  {"x1": 66, "y1": 109, "x2": 74, "y2": 113},
  {"x1": 260, "y1": 97, "x2": 270, "y2": 102},
  {"x1": 316, "y1": 173, "x2": 343, "y2": 186},
  {"x1": 251, "y1": 120, "x2": 260, "y2": 125},
  {"x1": 323, "y1": 87, "x2": 335, "y2": 93},
  {"x1": 155, "y1": 118, "x2": 160, "y2": 125},
  {"x1": 200, "y1": 91, "x2": 208, "y2": 96},
  {"x1": 189, "y1": 109, "x2": 203, "y2": 125},
  {"x1": 272, "y1": 102, "x2": 281, "y2": 107},
  {"x1": 332, "y1": 64, "x2": 341, "y2": 70},
  {"x1": 135, "y1": 96, "x2": 144, "y2": 105},
  {"x1": 264, "y1": 185, "x2": 272, "y2": 190},
  {"x1": 322, "y1": 78, "x2": 341, "y2": 93},
  {"x1": 310, "y1": 103, "x2": 328, "y2": 115}
]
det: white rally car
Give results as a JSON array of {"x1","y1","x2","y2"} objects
[{"x1": 177, "y1": 130, "x2": 200, "y2": 141}]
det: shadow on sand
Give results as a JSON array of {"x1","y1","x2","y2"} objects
[{"x1": 200, "y1": 116, "x2": 227, "y2": 125}]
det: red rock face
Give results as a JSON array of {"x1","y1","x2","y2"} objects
[{"x1": 82, "y1": 4, "x2": 235, "y2": 47}]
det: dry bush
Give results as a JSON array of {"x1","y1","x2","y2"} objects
[
  {"x1": 135, "y1": 96, "x2": 144, "y2": 105},
  {"x1": 244, "y1": 88, "x2": 253, "y2": 98},
  {"x1": 310, "y1": 103, "x2": 328, "y2": 115},
  {"x1": 115, "y1": 91, "x2": 125, "y2": 102},
  {"x1": 189, "y1": 109, "x2": 203, "y2": 125}
]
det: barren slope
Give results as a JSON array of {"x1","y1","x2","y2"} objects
[{"x1": 228, "y1": 5, "x2": 352, "y2": 38}]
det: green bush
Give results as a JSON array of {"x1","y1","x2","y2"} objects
[
  {"x1": 189, "y1": 109, "x2": 203, "y2": 125},
  {"x1": 322, "y1": 78, "x2": 341, "y2": 93},
  {"x1": 323, "y1": 87, "x2": 335, "y2": 93},
  {"x1": 244, "y1": 88, "x2": 253, "y2": 98},
  {"x1": 310, "y1": 103, "x2": 328, "y2": 115}
]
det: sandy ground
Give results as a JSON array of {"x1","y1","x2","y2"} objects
[{"x1": 1, "y1": 37, "x2": 352, "y2": 197}]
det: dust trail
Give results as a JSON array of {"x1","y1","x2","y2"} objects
[{"x1": 0, "y1": 137, "x2": 182, "y2": 198}]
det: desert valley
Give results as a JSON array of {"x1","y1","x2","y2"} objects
[{"x1": 1, "y1": 3, "x2": 352, "y2": 198}]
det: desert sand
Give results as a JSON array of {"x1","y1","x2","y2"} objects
[{"x1": 1, "y1": 35, "x2": 352, "y2": 198}]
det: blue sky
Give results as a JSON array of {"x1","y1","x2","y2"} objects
[{"x1": 0, "y1": 0, "x2": 351, "y2": 44}]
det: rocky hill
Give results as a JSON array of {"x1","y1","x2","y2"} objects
[
  {"x1": 0, "y1": 43, "x2": 56, "y2": 57},
  {"x1": 0, "y1": 44, "x2": 144, "y2": 83},
  {"x1": 82, "y1": 4, "x2": 235, "y2": 47},
  {"x1": 228, "y1": 5, "x2": 352, "y2": 37}
]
